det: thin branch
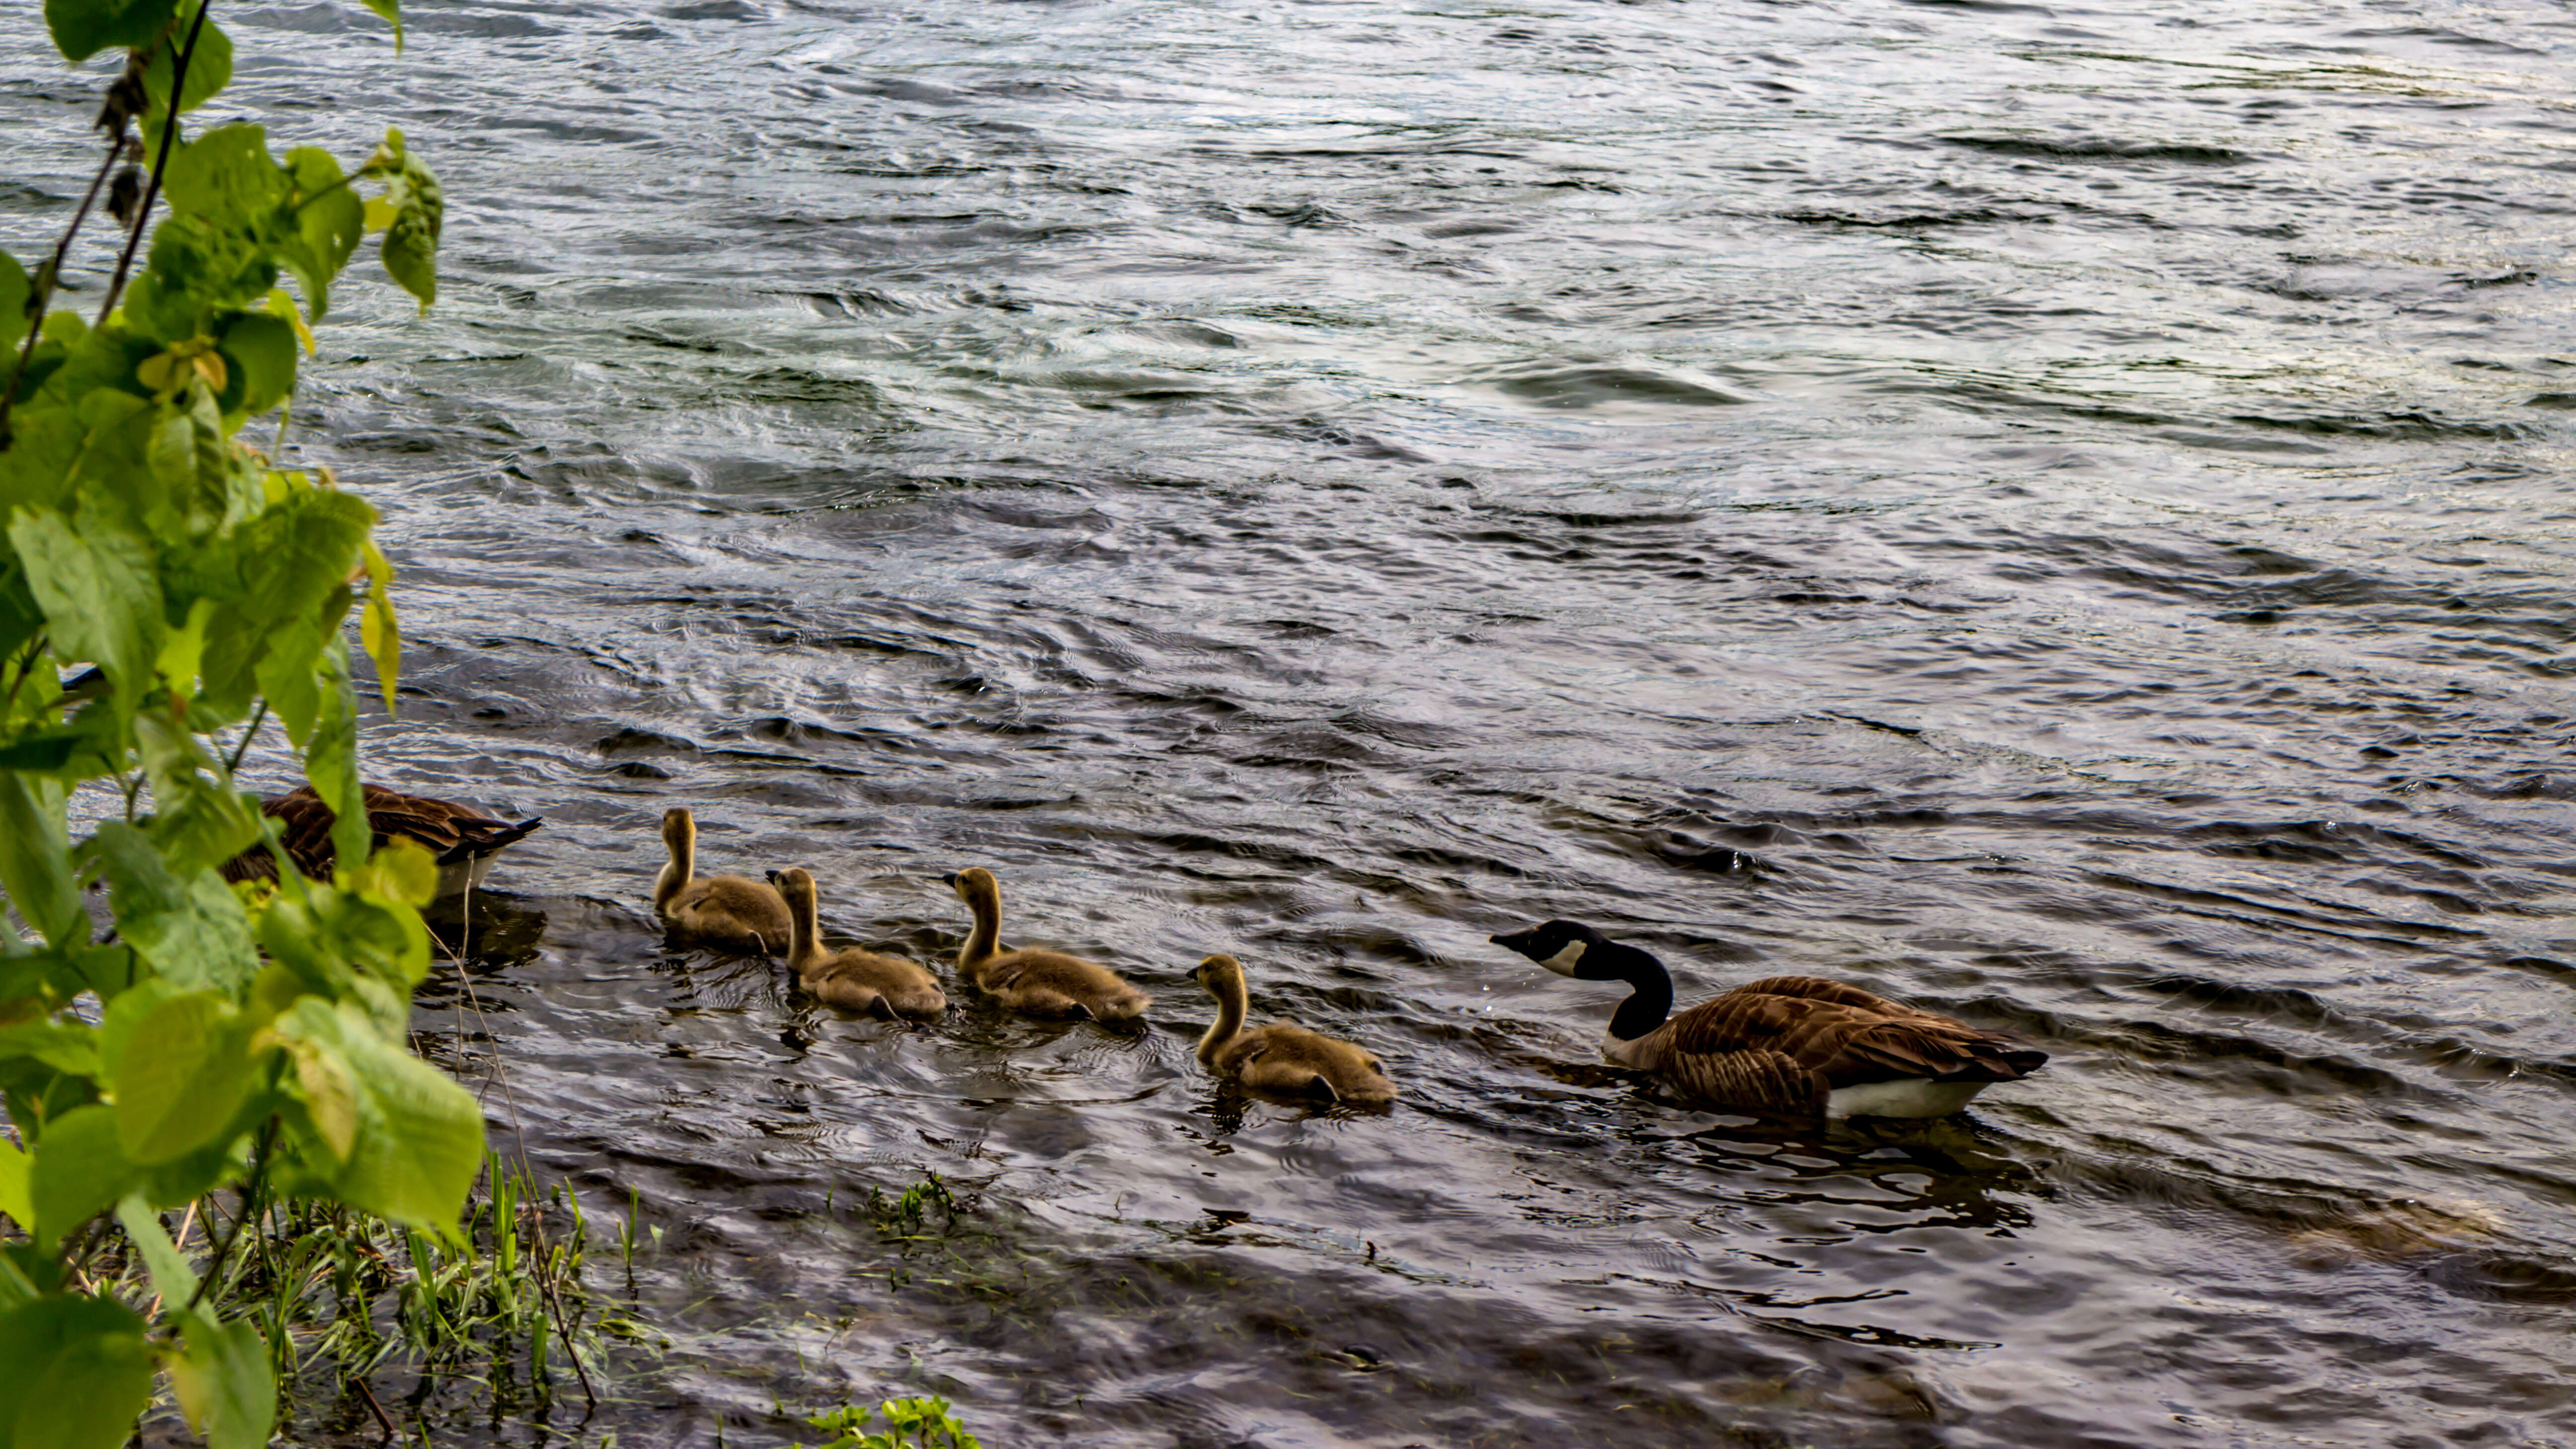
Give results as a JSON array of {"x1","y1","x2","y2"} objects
[
  {"x1": 0, "y1": 631, "x2": 49, "y2": 716},
  {"x1": 224, "y1": 699, "x2": 270, "y2": 774},
  {"x1": 183, "y1": 1116, "x2": 274, "y2": 1316},
  {"x1": 0, "y1": 139, "x2": 123, "y2": 448},
  {"x1": 98, "y1": 0, "x2": 214, "y2": 325},
  {"x1": 353, "y1": 1372, "x2": 401, "y2": 1442}
]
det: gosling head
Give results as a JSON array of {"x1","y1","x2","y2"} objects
[
  {"x1": 943, "y1": 866, "x2": 998, "y2": 903},
  {"x1": 1188, "y1": 954, "x2": 1246, "y2": 993},
  {"x1": 765, "y1": 865, "x2": 818, "y2": 908},
  {"x1": 1490, "y1": 920, "x2": 1615, "y2": 979},
  {"x1": 661, "y1": 807, "x2": 696, "y2": 852}
]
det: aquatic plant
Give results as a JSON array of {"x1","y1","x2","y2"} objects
[
  {"x1": 0, "y1": 1, "x2": 500, "y2": 1445},
  {"x1": 798, "y1": 1395, "x2": 984, "y2": 1449}
]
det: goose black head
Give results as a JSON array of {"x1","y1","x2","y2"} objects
[{"x1": 1489, "y1": 920, "x2": 1617, "y2": 979}]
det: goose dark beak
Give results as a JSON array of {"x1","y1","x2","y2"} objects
[
  {"x1": 940, "y1": 872, "x2": 960, "y2": 887},
  {"x1": 1490, "y1": 927, "x2": 1539, "y2": 957},
  {"x1": 765, "y1": 869, "x2": 784, "y2": 886}
]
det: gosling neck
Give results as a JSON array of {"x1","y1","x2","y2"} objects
[
  {"x1": 958, "y1": 887, "x2": 1002, "y2": 977},
  {"x1": 653, "y1": 832, "x2": 694, "y2": 911},
  {"x1": 785, "y1": 889, "x2": 822, "y2": 972},
  {"x1": 1195, "y1": 974, "x2": 1248, "y2": 1067}
]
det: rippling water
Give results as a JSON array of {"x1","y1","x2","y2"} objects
[{"x1": 10, "y1": 0, "x2": 2576, "y2": 1444}]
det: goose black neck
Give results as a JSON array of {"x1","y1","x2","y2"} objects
[{"x1": 1597, "y1": 941, "x2": 1674, "y2": 1043}]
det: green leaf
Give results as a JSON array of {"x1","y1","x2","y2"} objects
[
  {"x1": 0, "y1": 393, "x2": 85, "y2": 517},
  {"x1": 215, "y1": 310, "x2": 294, "y2": 416},
  {"x1": 310, "y1": 638, "x2": 368, "y2": 875},
  {"x1": 164, "y1": 125, "x2": 286, "y2": 225},
  {"x1": 43, "y1": 0, "x2": 176, "y2": 62},
  {"x1": 132, "y1": 713, "x2": 262, "y2": 877},
  {"x1": 236, "y1": 484, "x2": 373, "y2": 634},
  {"x1": 27, "y1": 1105, "x2": 139, "y2": 1250},
  {"x1": 358, "y1": 0, "x2": 402, "y2": 51},
  {"x1": 167, "y1": 1312, "x2": 273, "y2": 1449},
  {"x1": 281, "y1": 151, "x2": 362, "y2": 322},
  {"x1": 252, "y1": 622, "x2": 322, "y2": 743},
  {"x1": 270, "y1": 999, "x2": 481, "y2": 1229},
  {"x1": 0, "y1": 1018, "x2": 102, "y2": 1077},
  {"x1": 0, "y1": 1139, "x2": 28, "y2": 1237},
  {"x1": 86, "y1": 821, "x2": 260, "y2": 995},
  {"x1": 9, "y1": 507, "x2": 165, "y2": 701},
  {"x1": 378, "y1": 156, "x2": 441, "y2": 313},
  {"x1": 113, "y1": 1194, "x2": 197, "y2": 1305},
  {"x1": 0, "y1": 250, "x2": 27, "y2": 356},
  {"x1": 0, "y1": 773, "x2": 83, "y2": 949},
  {"x1": 141, "y1": 6, "x2": 232, "y2": 126},
  {"x1": 0, "y1": 1295, "x2": 154, "y2": 1449},
  {"x1": 101, "y1": 983, "x2": 252, "y2": 1162}
]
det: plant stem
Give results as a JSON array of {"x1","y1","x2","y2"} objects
[
  {"x1": 0, "y1": 140, "x2": 123, "y2": 448},
  {"x1": 184, "y1": 1116, "x2": 275, "y2": 1316},
  {"x1": 224, "y1": 699, "x2": 269, "y2": 774},
  {"x1": 97, "y1": 0, "x2": 214, "y2": 325},
  {"x1": 353, "y1": 1372, "x2": 400, "y2": 1441}
]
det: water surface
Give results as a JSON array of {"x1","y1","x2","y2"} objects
[{"x1": 7, "y1": 0, "x2": 2576, "y2": 1445}]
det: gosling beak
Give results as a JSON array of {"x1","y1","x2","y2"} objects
[
  {"x1": 765, "y1": 869, "x2": 784, "y2": 886},
  {"x1": 940, "y1": 872, "x2": 960, "y2": 888}
]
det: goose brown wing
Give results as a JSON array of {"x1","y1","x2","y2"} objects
[
  {"x1": 220, "y1": 784, "x2": 542, "y2": 883},
  {"x1": 352, "y1": 785, "x2": 542, "y2": 865},
  {"x1": 1725, "y1": 975, "x2": 1916, "y2": 1015},
  {"x1": 1664, "y1": 989, "x2": 2045, "y2": 1088},
  {"x1": 1637, "y1": 1041, "x2": 1827, "y2": 1117},
  {"x1": 217, "y1": 786, "x2": 337, "y2": 883}
]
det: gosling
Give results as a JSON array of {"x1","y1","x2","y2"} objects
[
  {"x1": 767, "y1": 867, "x2": 947, "y2": 1020},
  {"x1": 1190, "y1": 954, "x2": 1397, "y2": 1106},
  {"x1": 653, "y1": 807, "x2": 792, "y2": 954},
  {"x1": 941, "y1": 866, "x2": 1150, "y2": 1021}
]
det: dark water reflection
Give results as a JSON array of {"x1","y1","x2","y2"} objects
[{"x1": 9, "y1": 0, "x2": 2576, "y2": 1444}]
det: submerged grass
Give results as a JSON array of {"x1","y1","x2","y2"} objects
[{"x1": 95, "y1": 1148, "x2": 631, "y2": 1446}]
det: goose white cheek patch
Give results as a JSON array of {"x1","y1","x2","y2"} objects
[{"x1": 1539, "y1": 940, "x2": 1587, "y2": 976}]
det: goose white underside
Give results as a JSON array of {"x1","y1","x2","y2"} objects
[
  {"x1": 431, "y1": 854, "x2": 500, "y2": 902},
  {"x1": 1601, "y1": 1033, "x2": 1993, "y2": 1118},
  {"x1": 1825, "y1": 1078, "x2": 1989, "y2": 1120}
]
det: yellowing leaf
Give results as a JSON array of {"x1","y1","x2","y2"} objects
[
  {"x1": 264, "y1": 288, "x2": 317, "y2": 355},
  {"x1": 362, "y1": 195, "x2": 397, "y2": 235},
  {"x1": 355, "y1": 837, "x2": 435, "y2": 907},
  {"x1": 360, "y1": 539, "x2": 400, "y2": 714},
  {"x1": 289, "y1": 1038, "x2": 357, "y2": 1161},
  {"x1": 0, "y1": 1138, "x2": 29, "y2": 1236}
]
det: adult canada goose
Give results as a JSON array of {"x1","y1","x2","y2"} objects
[
  {"x1": 1189, "y1": 954, "x2": 1396, "y2": 1105},
  {"x1": 219, "y1": 783, "x2": 543, "y2": 901},
  {"x1": 766, "y1": 867, "x2": 947, "y2": 1020},
  {"x1": 940, "y1": 866, "x2": 1150, "y2": 1022},
  {"x1": 653, "y1": 807, "x2": 792, "y2": 954},
  {"x1": 1491, "y1": 920, "x2": 2046, "y2": 1120}
]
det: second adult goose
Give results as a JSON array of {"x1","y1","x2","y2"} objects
[
  {"x1": 1491, "y1": 920, "x2": 2046, "y2": 1120},
  {"x1": 941, "y1": 867, "x2": 1150, "y2": 1022},
  {"x1": 220, "y1": 783, "x2": 542, "y2": 901},
  {"x1": 653, "y1": 807, "x2": 792, "y2": 954},
  {"x1": 1190, "y1": 954, "x2": 1396, "y2": 1105},
  {"x1": 767, "y1": 868, "x2": 947, "y2": 1020}
]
